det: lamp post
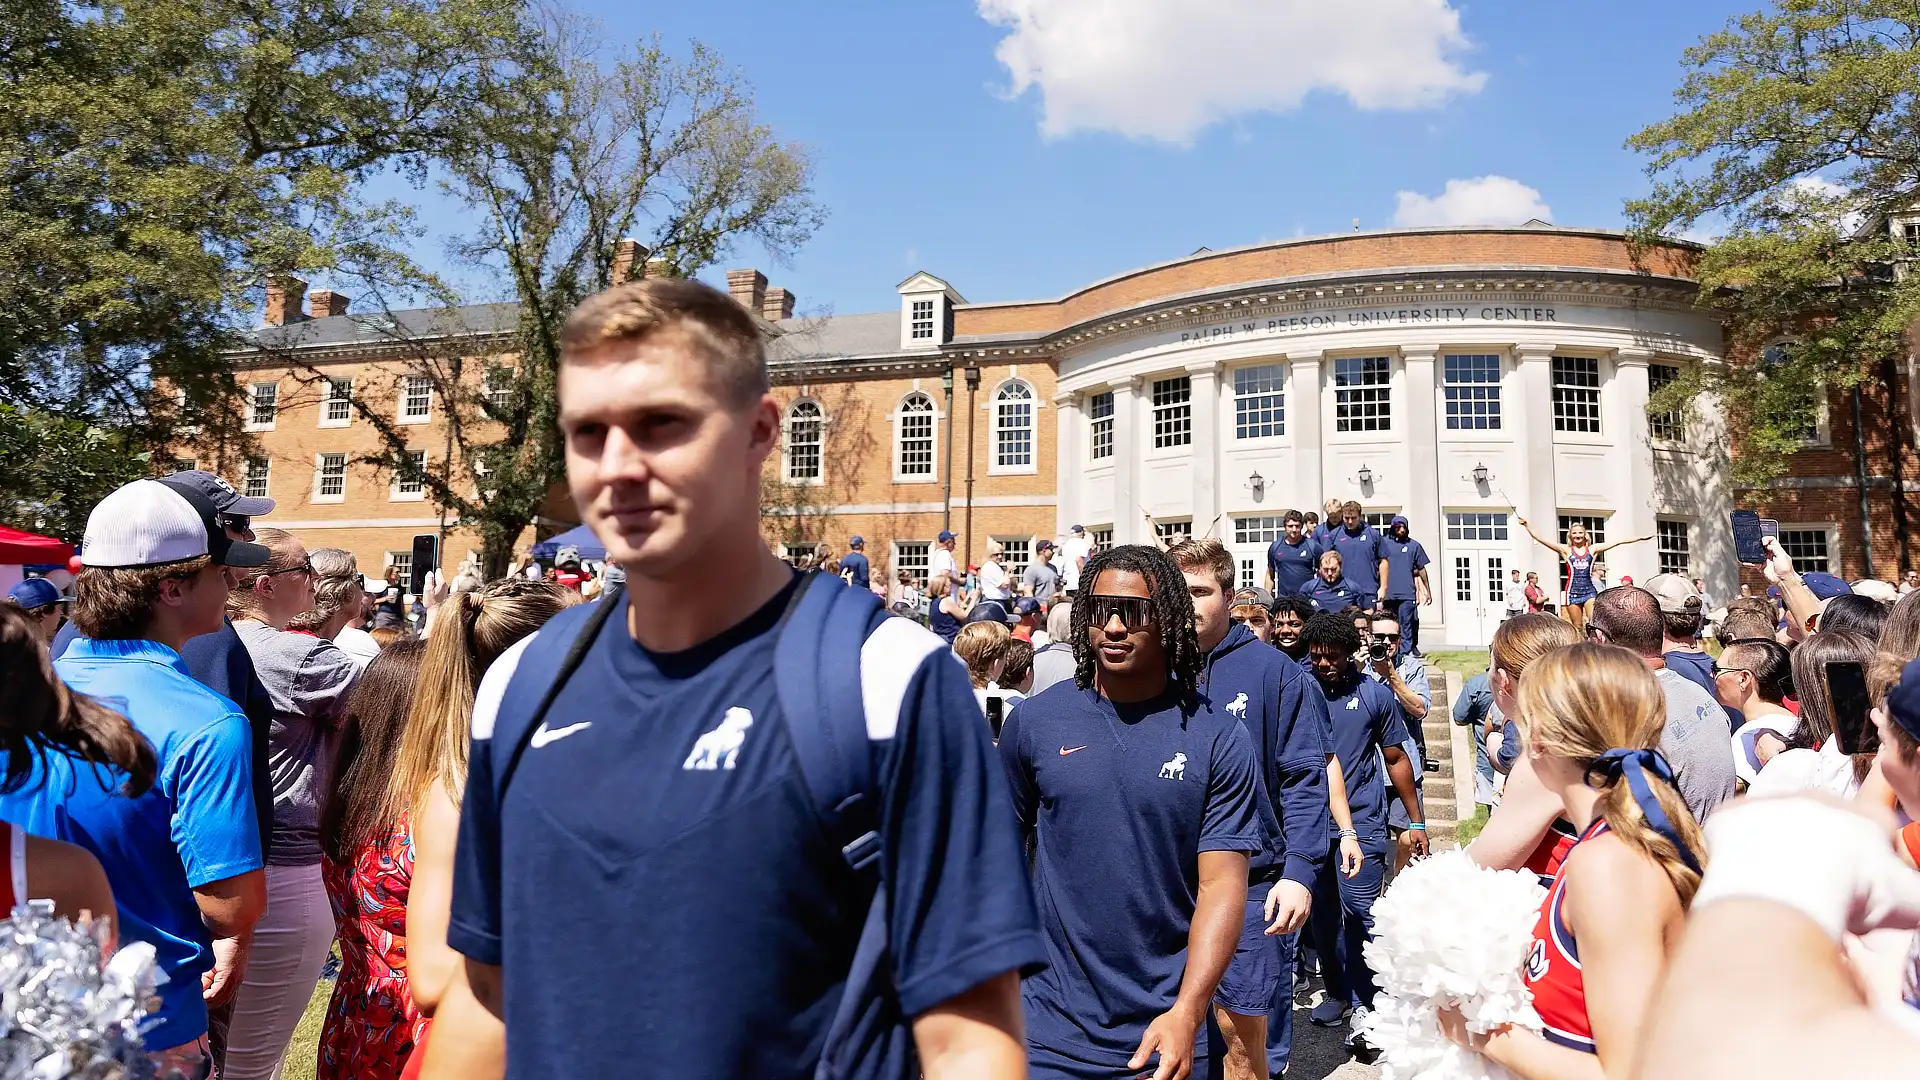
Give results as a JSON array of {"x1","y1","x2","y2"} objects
[
  {"x1": 1245, "y1": 469, "x2": 1265, "y2": 497},
  {"x1": 941, "y1": 366, "x2": 955, "y2": 535},
  {"x1": 1356, "y1": 465, "x2": 1374, "y2": 486},
  {"x1": 964, "y1": 362, "x2": 981, "y2": 568},
  {"x1": 1471, "y1": 462, "x2": 1489, "y2": 485}
]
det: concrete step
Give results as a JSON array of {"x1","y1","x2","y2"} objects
[{"x1": 1424, "y1": 776, "x2": 1455, "y2": 804}]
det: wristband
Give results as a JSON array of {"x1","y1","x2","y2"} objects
[
  {"x1": 1338, "y1": 829, "x2": 1358, "y2": 839},
  {"x1": 1409, "y1": 822, "x2": 1427, "y2": 831}
]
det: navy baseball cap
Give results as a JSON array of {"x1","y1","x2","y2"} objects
[
  {"x1": 7, "y1": 578, "x2": 67, "y2": 609},
  {"x1": 849, "y1": 536, "x2": 864, "y2": 549},
  {"x1": 1012, "y1": 597, "x2": 1041, "y2": 616},
  {"x1": 1887, "y1": 658, "x2": 1920, "y2": 742},
  {"x1": 163, "y1": 469, "x2": 276, "y2": 518},
  {"x1": 965, "y1": 600, "x2": 1011, "y2": 625},
  {"x1": 937, "y1": 530, "x2": 956, "y2": 542},
  {"x1": 1035, "y1": 539, "x2": 1053, "y2": 552},
  {"x1": 1801, "y1": 572, "x2": 1853, "y2": 601},
  {"x1": 1070, "y1": 524, "x2": 1085, "y2": 534}
]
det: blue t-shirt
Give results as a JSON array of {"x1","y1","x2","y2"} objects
[
  {"x1": 1381, "y1": 537, "x2": 1430, "y2": 601},
  {"x1": 1311, "y1": 670, "x2": 1410, "y2": 841},
  {"x1": 1266, "y1": 537, "x2": 1320, "y2": 597},
  {"x1": 0, "y1": 638, "x2": 261, "y2": 1050},
  {"x1": 1000, "y1": 683, "x2": 1263, "y2": 1075},
  {"x1": 1331, "y1": 525, "x2": 1386, "y2": 598},
  {"x1": 1297, "y1": 577, "x2": 1364, "y2": 613},
  {"x1": 448, "y1": 581, "x2": 1045, "y2": 1079},
  {"x1": 840, "y1": 551, "x2": 870, "y2": 589}
]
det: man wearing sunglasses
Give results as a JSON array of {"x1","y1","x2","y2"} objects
[{"x1": 1000, "y1": 544, "x2": 1264, "y2": 1080}]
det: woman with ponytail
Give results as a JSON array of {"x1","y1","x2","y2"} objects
[
  {"x1": 1440, "y1": 643, "x2": 1705, "y2": 1079},
  {"x1": 400, "y1": 579, "x2": 567, "y2": 1040},
  {"x1": 0, "y1": 606, "x2": 139, "y2": 932},
  {"x1": 1465, "y1": 613, "x2": 1582, "y2": 881}
]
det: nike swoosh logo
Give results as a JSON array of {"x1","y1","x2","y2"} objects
[
  {"x1": 1059, "y1": 745, "x2": 1089, "y2": 756},
  {"x1": 530, "y1": 721, "x2": 592, "y2": 748}
]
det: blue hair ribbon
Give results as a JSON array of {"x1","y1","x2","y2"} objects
[{"x1": 1589, "y1": 747, "x2": 1701, "y2": 875}]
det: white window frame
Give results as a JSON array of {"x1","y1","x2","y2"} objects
[
  {"x1": 484, "y1": 365, "x2": 514, "y2": 411},
  {"x1": 312, "y1": 452, "x2": 348, "y2": 503},
  {"x1": 1776, "y1": 524, "x2": 1836, "y2": 574},
  {"x1": 399, "y1": 375, "x2": 433, "y2": 425},
  {"x1": 1759, "y1": 342, "x2": 1831, "y2": 448},
  {"x1": 386, "y1": 551, "x2": 413, "y2": 586},
  {"x1": 1154, "y1": 519, "x2": 1192, "y2": 547},
  {"x1": 1150, "y1": 375, "x2": 1192, "y2": 452},
  {"x1": 1088, "y1": 391, "x2": 1115, "y2": 462},
  {"x1": 1332, "y1": 355, "x2": 1392, "y2": 434},
  {"x1": 243, "y1": 457, "x2": 271, "y2": 499},
  {"x1": 391, "y1": 449, "x2": 428, "y2": 501},
  {"x1": 892, "y1": 393, "x2": 938, "y2": 483},
  {"x1": 320, "y1": 377, "x2": 353, "y2": 427},
  {"x1": 1089, "y1": 527, "x2": 1113, "y2": 554},
  {"x1": 1656, "y1": 518, "x2": 1692, "y2": 577},
  {"x1": 246, "y1": 383, "x2": 278, "y2": 431},
  {"x1": 171, "y1": 457, "x2": 196, "y2": 474},
  {"x1": 994, "y1": 536, "x2": 1033, "y2": 579},
  {"x1": 1442, "y1": 353, "x2": 1503, "y2": 432},
  {"x1": 909, "y1": 299, "x2": 936, "y2": 341},
  {"x1": 782, "y1": 399, "x2": 826, "y2": 485},
  {"x1": 1232, "y1": 515, "x2": 1288, "y2": 590},
  {"x1": 1647, "y1": 363, "x2": 1683, "y2": 444},
  {"x1": 893, "y1": 541, "x2": 932, "y2": 587},
  {"x1": 989, "y1": 379, "x2": 1038, "y2": 475},
  {"x1": 1231, "y1": 363, "x2": 1285, "y2": 441},
  {"x1": 1551, "y1": 354, "x2": 1604, "y2": 437},
  {"x1": 1444, "y1": 511, "x2": 1510, "y2": 542}
]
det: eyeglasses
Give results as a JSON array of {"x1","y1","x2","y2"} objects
[
  {"x1": 219, "y1": 515, "x2": 250, "y2": 533},
  {"x1": 267, "y1": 556, "x2": 314, "y2": 577},
  {"x1": 1086, "y1": 594, "x2": 1153, "y2": 630},
  {"x1": 1712, "y1": 665, "x2": 1750, "y2": 678}
]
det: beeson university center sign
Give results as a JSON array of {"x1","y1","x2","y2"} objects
[{"x1": 1178, "y1": 304, "x2": 1562, "y2": 344}]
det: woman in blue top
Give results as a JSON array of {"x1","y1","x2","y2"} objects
[
  {"x1": 927, "y1": 571, "x2": 975, "y2": 644},
  {"x1": 1516, "y1": 516, "x2": 1651, "y2": 635}
]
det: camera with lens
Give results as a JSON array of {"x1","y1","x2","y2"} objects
[{"x1": 1368, "y1": 639, "x2": 1390, "y2": 662}]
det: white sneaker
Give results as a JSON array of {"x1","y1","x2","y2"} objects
[
  {"x1": 1344, "y1": 1006, "x2": 1372, "y2": 1046},
  {"x1": 1309, "y1": 998, "x2": 1350, "y2": 1026}
]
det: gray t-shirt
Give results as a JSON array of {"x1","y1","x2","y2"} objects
[
  {"x1": 233, "y1": 620, "x2": 360, "y2": 865},
  {"x1": 1021, "y1": 560, "x2": 1062, "y2": 603},
  {"x1": 1028, "y1": 641, "x2": 1077, "y2": 695},
  {"x1": 1653, "y1": 667, "x2": 1737, "y2": 825}
]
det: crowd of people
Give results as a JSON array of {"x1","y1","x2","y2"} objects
[{"x1": 3, "y1": 273, "x2": 1920, "y2": 1080}]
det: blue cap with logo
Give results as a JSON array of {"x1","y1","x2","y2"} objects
[
  {"x1": 937, "y1": 530, "x2": 956, "y2": 542},
  {"x1": 7, "y1": 578, "x2": 68, "y2": 610},
  {"x1": 848, "y1": 536, "x2": 864, "y2": 549},
  {"x1": 1800, "y1": 572, "x2": 1853, "y2": 601},
  {"x1": 1012, "y1": 596, "x2": 1041, "y2": 617}
]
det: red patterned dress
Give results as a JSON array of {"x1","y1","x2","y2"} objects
[{"x1": 320, "y1": 814, "x2": 427, "y2": 1080}]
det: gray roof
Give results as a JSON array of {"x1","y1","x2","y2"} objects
[
  {"x1": 247, "y1": 302, "x2": 523, "y2": 352},
  {"x1": 766, "y1": 311, "x2": 903, "y2": 362}
]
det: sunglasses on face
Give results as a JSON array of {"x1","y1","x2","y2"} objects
[
  {"x1": 1086, "y1": 594, "x2": 1153, "y2": 630},
  {"x1": 267, "y1": 556, "x2": 314, "y2": 577},
  {"x1": 1712, "y1": 664, "x2": 1750, "y2": 678},
  {"x1": 219, "y1": 515, "x2": 250, "y2": 533}
]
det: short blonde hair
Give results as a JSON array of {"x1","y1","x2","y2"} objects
[
  {"x1": 560, "y1": 279, "x2": 770, "y2": 406},
  {"x1": 953, "y1": 621, "x2": 1011, "y2": 688},
  {"x1": 1167, "y1": 537, "x2": 1234, "y2": 591}
]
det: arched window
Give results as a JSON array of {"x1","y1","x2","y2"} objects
[
  {"x1": 894, "y1": 393, "x2": 936, "y2": 480},
  {"x1": 993, "y1": 381, "x2": 1034, "y2": 469},
  {"x1": 784, "y1": 400, "x2": 824, "y2": 482}
]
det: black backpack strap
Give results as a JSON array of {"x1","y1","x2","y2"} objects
[{"x1": 498, "y1": 583, "x2": 624, "y2": 796}]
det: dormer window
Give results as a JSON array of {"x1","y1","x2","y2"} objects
[
  {"x1": 910, "y1": 300, "x2": 935, "y2": 340},
  {"x1": 897, "y1": 272, "x2": 965, "y2": 351}
]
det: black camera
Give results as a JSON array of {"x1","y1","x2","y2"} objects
[{"x1": 1368, "y1": 640, "x2": 1390, "y2": 662}]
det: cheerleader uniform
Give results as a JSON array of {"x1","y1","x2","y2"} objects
[
  {"x1": 1565, "y1": 549, "x2": 1597, "y2": 607},
  {"x1": 1522, "y1": 818, "x2": 1609, "y2": 1054}
]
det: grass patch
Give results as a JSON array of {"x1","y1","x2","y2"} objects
[
  {"x1": 282, "y1": 970, "x2": 333, "y2": 1078},
  {"x1": 1454, "y1": 804, "x2": 1492, "y2": 846},
  {"x1": 1424, "y1": 649, "x2": 1490, "y2": 677}
]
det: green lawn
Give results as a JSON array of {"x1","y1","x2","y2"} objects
[
  {"x1": 1454, "y1": 804, "x2": 1492, "y2": 846},
  {"x1": 1425, "y1": 649, "x2": 1490, "y2": 677},
  {"x1": 281, "y1": 970, "x2": 333, "y2": 1079}
]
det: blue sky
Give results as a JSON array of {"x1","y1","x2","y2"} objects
[{"x1": 379, "y1": 0, "x2": 1761, "y2": 317}]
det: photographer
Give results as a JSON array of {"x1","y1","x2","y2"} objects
[{"x1": 1369, "y1": 614, "x2": 1430, "y2": 768}]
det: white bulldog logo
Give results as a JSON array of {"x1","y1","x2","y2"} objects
[
  {"x1": 1225, "y1": 693, "x2": 1249, "y2": 719},
  {"x1": 1159, "y1": 752, "x2": 1187, "y2": 780},
  {"x1": 683, "y1": 707, "x2": 754, "y2": 771}
]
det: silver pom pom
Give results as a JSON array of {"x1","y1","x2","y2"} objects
[{"x1": 0, "y1": 901, "x2": 159, "y2": 1079}]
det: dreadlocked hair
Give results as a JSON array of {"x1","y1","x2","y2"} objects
[{"x1": 1070, "y1": 544, "x2": 1204, "y2": 703}]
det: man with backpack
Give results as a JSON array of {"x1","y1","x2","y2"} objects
[{"x1": 425, "y1": 279, "x2": 1045, "y2": 1079}]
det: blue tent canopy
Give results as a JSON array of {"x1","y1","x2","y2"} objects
[{"x1": 529, "y1": 524, "x2": 605, "y2": 562}]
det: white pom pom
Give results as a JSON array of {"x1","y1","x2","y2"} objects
[{"x1": 1355, "y1": 850, "x2": 1547, "y2": 1080}]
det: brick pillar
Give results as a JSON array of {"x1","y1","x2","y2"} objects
[
  {"x1": 611, "y1": 239, "x2": 647, "y2": 283},
  {"x1": 307, "y1": 290, "x2": 348, "y2": 318},
  {"x1": 726, "y1": 269, "x2": 767, "y2": 314},
  {"x1": 264, "y1": 275, "x2": 307, "y2": 326},
  {"x1": 762, "y1": 287, "x2": 795, "y2": 321}
]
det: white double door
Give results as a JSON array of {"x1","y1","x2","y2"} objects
[{"x1": 1448, "y1": 550, "x2": 1510, "y2": 647}]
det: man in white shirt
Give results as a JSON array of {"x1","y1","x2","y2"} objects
[
  {"x1": 930, "y1": 529, "x2": 958, "y2": 583},
  {"x1": 1061, "y1": 524, "x2": 1093, "y2": 595}
]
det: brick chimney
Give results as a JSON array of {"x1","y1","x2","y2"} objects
[
  {"x1": 726, "y1": 268, "x2": 768, "y2": 314},
  {"x1": 264, "y1": 275, "x2": 308, "y2": 327},
  {"x1": 307, "y1": 289, "x2": 349, "y2": 318},
  {"x1": 761, "y1": 287, "x2": 795, "y2": 322},
  {"x1": 610, "y1": 238, "x2": 648, "y2": 284}
]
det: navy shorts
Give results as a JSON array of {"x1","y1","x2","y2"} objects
[{"x1": 1214, "y1": 893, "x2": 1282, "y2": 1015}]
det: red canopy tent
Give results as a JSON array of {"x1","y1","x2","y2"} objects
[{"x1": 0, "y1": 525, "x2": 74, "y2": 565}]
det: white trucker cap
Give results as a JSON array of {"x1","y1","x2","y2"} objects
[{"x1": 80, "y1": 479, "x2": 271, "y2": 569}]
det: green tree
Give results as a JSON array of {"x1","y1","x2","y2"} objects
[
  {"x1": 0, "y1": 406, "x2": 147, "y2": 542},
  {"x1": 0, "y1": 0, "x2": 538, "y2": 500},
  {"x1": 1627, "y1": 0, "x2": 1920, "y2": 486},
  {"x1": 294, "y1": 21, "x2": 825, "y2": 577}
]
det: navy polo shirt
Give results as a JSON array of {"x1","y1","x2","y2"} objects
[
  {"x1": 1381, "y1": 537, "x2": 1430, "y2": 601},
  {"x1": 1297, "y1": 577, "x2": 1364, "y2": 614},
  {"x1": 1001, "y1": 683, "x2": 1263, "y2": 1076},
  {"x1": 1331, "y1": 525, "x2": 1385, "y2": 598},
  {"x1": 1312, "y1": 670, "x2": 1410, "y2": 841},
  {"x1": 1266, "y1": 537, "x2": 1320, "y2": 597},
  {"x1": 448, "y1": 582, "x2": 1044, "y2": 1079},
  {"x1": 841, "y1": 550, "x2": 870, "y2": 589}
]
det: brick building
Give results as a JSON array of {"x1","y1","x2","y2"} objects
[{"x1": 200, "y1": 223, "x2": 1918, "y2": 643}]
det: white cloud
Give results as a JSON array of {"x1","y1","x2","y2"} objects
[
  {"x1": 1392, "y1": 176, "x2": 1552, "y2": 227},
  {"x1": 977, "y1": 0, "x2": 1487, "y2": 144}
]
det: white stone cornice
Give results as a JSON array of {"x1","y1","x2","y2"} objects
[
  {"x1": 1612, "y1": 346, "x2": 1656, "y2": 367},
  {"x1": 1513, "y1": 345, "x2": 1557, "y2": 363},
  {"x1": 1184, "y1": 359, "x2": 1223, "y2": 378}
]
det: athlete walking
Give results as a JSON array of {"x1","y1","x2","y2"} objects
[{"x1": 1001, "y1": 544, "x2": 1264, "y2": 1080}]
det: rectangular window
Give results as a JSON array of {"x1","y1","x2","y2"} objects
[
  {"x1": 910, "y1": 299, "x2": 936, "y2": 340},
  {"x1": 396, "y1": 449, "x2": 427, "y2": 496},
  {"x1": 996, "y1": 537, "x2": 1032, "y2": 579},
  {"x1": 1364, "y1": 512, "x2": 1399, "y2": 529},
  {"x1": 994, "y1": 384, "x2": 1035, "y2": 468},
  {"x1": 171, "y1": 458, "x2": 195, "y2": 474},
  {"x1": 1779, "y1": 528, "x2": 1831, "y2": 574},
  {"x1": 316, "y1": 453, "x2": 346, "y2": 499},
  {"x1": 249, "y1": 383, "x2": 277, "y2": 427},
  {"x1": 1154, "y1": 520, "x2": 1192, "y2": 546},
  {"x1": 402, "y1": 375, "x2": 432, "y2": 421},
  {"x1": 1552, "y1": 356, "x2": 1602, "y2": 433},
  {"x1": 1656, "y1": 519, "x2": 1691, "y2": 577},
  {"x1": 1648, "y1": 364, "x2": 1681, "y2": 441},
  {"x1": 1445, "y1": 512, "x2": 1509, "y2": 541},
  {"x1": 244, "y1": 457, "x2": 270, "y2": 499},
  {"x1": 1233, "y1": 516, "x2": 1287, "y2": 544},
  {"x1": 1442, "y1": 353, "x2": 1502, "y2": 430},
  {"x1": 895, "y1": 401, "x2": 935, "y2": 478},
  {"x1": 1486, "y1": 557, "x2": 1506, "y2": 602},
  {"x1": 894, "y1": 542, "x2": 931, "y2": 587},
  {"x1": 1151, "y1": 376, "x2": 1192, "y2": 449},
  {"x1": 387, "y1": 552, "x2": 412, "y2": 586},
  {"x1": 1233, "y1": 364, "x2": 1285, "y2": 439},
  {"x1": 1090, "y1": 527, "x2": 1112, "y2": 553},
  {"x1": 323, "y1": 378, "x2": 352, "y2": 424},
  {"x1": 1088, "y1": 391, "x2": 1114, "y2": 460},
  {"x1": 1333, "y1": 356, "x2": 1392, "y2": 432},
  {"x1": 1454, "y1": 557, "x2": 1473, "y2": 602},
  {"x1": 484, "y1": 366, "x2": 514, "y2": 410},
  {"x1": 1904, "y1": 221, "x2": 1920, "y2": 248}
]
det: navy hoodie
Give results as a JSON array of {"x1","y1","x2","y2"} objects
[{"x1": 1200, "y1": 622, "x2": 1332, "y2": 888}]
